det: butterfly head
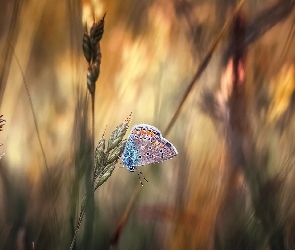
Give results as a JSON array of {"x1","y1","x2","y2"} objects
[{"x1": 127, "y1": 165, "x2": 135, "y2": 172}]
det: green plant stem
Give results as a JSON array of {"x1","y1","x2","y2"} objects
[
  {"x1": 70, "y1": 193, "x2": 92, "y2": 250},
  {"x1": 81, "y1": 92, "x2": 96, "y2": 249},
  {"x1": 92, "y1": 92, "x2": 95, "y2": 154}
]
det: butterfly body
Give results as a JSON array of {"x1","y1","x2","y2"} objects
[{"x1": 122, "y1": 124, "x2": 178, "y2": 172}]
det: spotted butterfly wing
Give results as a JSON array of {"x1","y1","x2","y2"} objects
[
  {"x1": 131, "y1": 124, "x2": 177, "y2": 166},
  {"x1": 122, "y1": 124, "x2": 178, "y2": 172}
]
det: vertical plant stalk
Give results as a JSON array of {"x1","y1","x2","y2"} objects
[
  {"x1": 165, "y1": 0, "x2": 295, "y2": 137},
  {"x1": 0, "y1": 0, "x2": 22, "y2": 105},
  {"x1": 0, "y1": 115, "x2": 5, "y2": 154},
  {"x1": 70, "y1": 208, "x2": 87, "y2": 250},
  {"x1": 164, "y1": 0, "x2": 245, "y2": 136},
  {"x1": 70, "y1": 116, "x2": 131, "y2": 250},
  {"x1": 225, "y1": 12, "x2": 285, "y2": 250},
  {"x1": 8, "y1": 44, "x2": 59, "y2": 247},
  {"x1": 92, "y1": 93, "x2": 95, "y2": 153},
  {"x1": 70, "y1": 91, "x2": 91, "y2": 250},
  {"x1": 85, "y1": 13, "x2": 104, "y2": 250},
  {"x1": 70, "y1": 14, "x2": 105, "y2": 250}
]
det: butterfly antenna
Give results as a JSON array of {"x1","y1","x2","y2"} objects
[
  {"x1": 124, "y1": 112, "x2": 132, "y2": 127},
  {"x1": 102, "y1": 125, "x2": 107, "y2": 138}
]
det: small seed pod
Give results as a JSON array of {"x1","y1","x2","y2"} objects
[
  {"x1": 94, "y1": 163, "x2": 116, "y2": 191},
  {"x1": 90, "y1": 13, "x2": 106, "y2": 45},
  {"x1": 95, "y1": 138, "x2": 106, "y2": 164},
  {"x1": 107, "y1": 121, "x2": 129, "y2": 151},
  {"x1": 83, "y1": 14, "x2": 105, "y2": 96},
  {"x1": 94, "y1": 138, "x2": 106, "y2": 178},
  {"x1": 0, "y1": 115, "x2": 5, "y2": 131},
  {"x1": 95, "y1": 43, "x2": 102, "y2": 64},
  {"x1": 87, "y1": 64, "x2": 99, "y2": 95},
  {"x1": 92, "y1": 43, "x2": 101, "y2": 68},
  {"x1": 82, "y1": 31, "x2": 91, "y2": 64},
  {"x1": 107, "y1": 141, "x2": 126, "y2": 165}
]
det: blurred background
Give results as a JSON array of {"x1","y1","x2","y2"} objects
[{"x1": 0, "y1": 0, "x2": 295, "y2": 249}]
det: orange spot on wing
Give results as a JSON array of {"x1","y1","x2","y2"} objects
[{"x1": 142, "y1": 130, "x2": 147, "y2": 135}]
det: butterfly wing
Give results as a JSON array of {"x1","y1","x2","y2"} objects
[
  {"x1": 129, "y1": 124, "x2": 178, "y2": 167},
  {"x1": 122, "y1": 136, "x2": 139, "y2": 171}
]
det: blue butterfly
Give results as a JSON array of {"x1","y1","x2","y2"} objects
[{"x1": 122, "y1": 124, "x2": 178, "y2": 185}]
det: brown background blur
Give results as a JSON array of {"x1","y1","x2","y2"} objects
[{"x1": 0, "y1": 0, "x2": 295, "y2": 249}]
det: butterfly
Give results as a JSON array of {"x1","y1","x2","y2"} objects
[{"x1": 122, "y1": 124, "x2": 178, "y2": 185}]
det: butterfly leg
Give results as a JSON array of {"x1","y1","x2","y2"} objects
[
  {"x1": 136, "y1": 169, "x2": 144, "y2": 186},
  {"x1": 139, "y1": 171, "x2": 148, "y2": 183}
]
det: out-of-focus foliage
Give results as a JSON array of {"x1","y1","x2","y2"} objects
[
  {"x1": 0, "y1": 0, "x2": 294, "y2": 249},
  {"x1": 267, "y1": 65, "x2": 295, "y2": 124}
]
